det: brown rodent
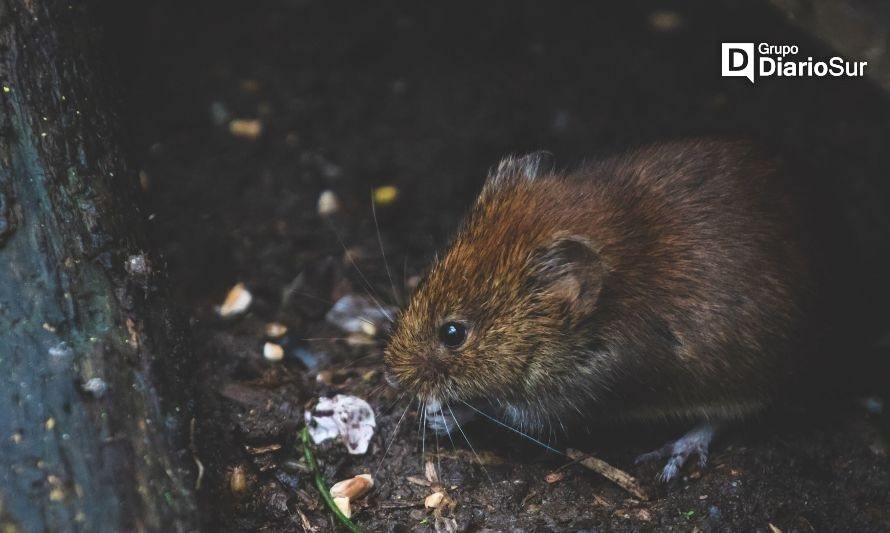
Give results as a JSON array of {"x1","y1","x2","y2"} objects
[{"x1": 384, "y1": 138, "x2": 815, "y2": 478}]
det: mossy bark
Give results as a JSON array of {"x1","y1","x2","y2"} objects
[{"x1": 0, "y1": 0, "x2": 196, "y2": 530}]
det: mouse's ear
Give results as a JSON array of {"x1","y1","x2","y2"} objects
[
  {"x1": 528, "y1": 235, "x2": 604, "y2": 321},
  {"x1": 483, "y1": 151, "x2": 554, "y2": 192}
]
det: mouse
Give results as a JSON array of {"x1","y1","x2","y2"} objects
[{"x1": 384, "y1": 138, "x2": 816, "y2": 480}]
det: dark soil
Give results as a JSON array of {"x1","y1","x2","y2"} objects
[{"x1": 123, "y1": 0, "x2": 890, "y2": 530}]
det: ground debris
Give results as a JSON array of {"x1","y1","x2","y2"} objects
[
  {"x1": 325, "y1": 294, "x2": 394, "y2": 336},
  {"x1": 330, "y1": 473, "x2": 374, "y2": 500},
  {"x1": 305, "y1": 394, "x2": 376, "y2": 454},
  {"x1": 567, "y1": 449, "x2": 649, "y2": 501},
  {"x1": 218, "y1": 282, "x2": 252, "y2": 317}
]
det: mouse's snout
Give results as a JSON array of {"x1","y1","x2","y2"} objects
[{"x1": 385, "y1": 346, "x2": 453, "y2": 397}]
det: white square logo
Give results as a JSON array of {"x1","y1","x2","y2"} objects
[{"x1": 722, "y1": 43, "x2": 755, "y2": 83}]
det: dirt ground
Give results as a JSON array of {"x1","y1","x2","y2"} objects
[{"x1": 122, "y1": 0, "x2": 890, "y2": 530}]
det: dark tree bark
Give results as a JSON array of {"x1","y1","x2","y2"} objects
[{"x1": 0, "y1": 1, "x2": 196, "y2": 531}]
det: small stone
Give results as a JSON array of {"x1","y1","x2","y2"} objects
[
  {"x1": 228, "y1": 118, "x2": 263, "y2": 139},
  {"x1": 264, "y1": 322, "x2": 288, "y2": 338},
  {"x1": 545, "y1": 471, "x2": 564, "y2": 484},
  {"x1": 649, "y1": 10, "x2": 683, "y2": 32},
  {"x1": 230, "y1": 464, "x2": 249, "y2": 494},
  {"x1": 263, "y1": 342, "x2": 284, "y2": 362},
  {"x1": 218, "y1": 283, "x2": 252, "y2": 317},
  {"x1": 48, "y1": 342, "x2": 73, "y2": 359},
  {"x1": 125, "y1": 253, "x2": 151, "y2": 277},
  {"x1": 373, "y1": 185, "x2": 399, "y2": 206},
  {"x1": 83, "y1": 377, "x2": 108, "y2": 398},
  {"x1": 317, "y1": 190, "x2": 341, "y2": 216},
  {"x1": 139, "y1": 170, "x2": 151, "y2": 191}
]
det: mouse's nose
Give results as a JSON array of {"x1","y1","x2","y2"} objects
[{"x1": 416, "y1": 353, "x2": 452, "y2": 382}]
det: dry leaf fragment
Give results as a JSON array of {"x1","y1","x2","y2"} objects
[{"x1": 424, "y1": 460, "x2": 440, "y2": 484}]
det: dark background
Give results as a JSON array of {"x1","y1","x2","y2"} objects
[{"x1": 110, "y1": 0, "x2": 890, "y2": 530}]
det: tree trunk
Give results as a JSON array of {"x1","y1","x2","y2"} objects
[{"x1": 0, "y1": 1, "x2": 197, "y2": 531}]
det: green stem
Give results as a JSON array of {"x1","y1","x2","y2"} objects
[{"x1": 300, "y1": 427, "x2": 364, "y2": 533}]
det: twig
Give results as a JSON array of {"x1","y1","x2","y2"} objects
[
  {"x1": 300, "y1": 427, "x2": 363, "y2": 532},
  {"x1": 566, "y1": 448, "x2": 650, "y2": 501}
]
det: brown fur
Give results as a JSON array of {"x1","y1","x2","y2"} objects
[{"x1": 385, "y1": 139, "x2": 813, "y2": 431}]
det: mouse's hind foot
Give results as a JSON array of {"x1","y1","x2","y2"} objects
[{"x1": 634, "y1": 423, "x2": 716, "y2": 482}]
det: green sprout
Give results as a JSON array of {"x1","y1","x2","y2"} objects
[{"x1": 300, "y1": 427, "x2": 363, "y2": 532}]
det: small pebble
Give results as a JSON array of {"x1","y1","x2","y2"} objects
[
  {"x1": 317, "y1": 190, "x2": 340, "y2": 216},
  {"x1": 545, "y1": 471, "x2": 564, "y2": 484},
  {"x1": 230, "y1": 465, "x2": 249, "y2": 494},
  {"x1": 263, "y1": 342, "x2": 284, "y2": 362},
  {"x1": 648, "y1": 10, "x2": 683, "y2": 32},
  {"x1": 264, "y1": 322, "x2": 288, "y2": 338},
  {"x1": 373, "y1": 185, "x2": 399, "y2": 206},
  {"x1": 218, "y1": 283, "x2": 252, "y2": 317},
  {"x1": 228, "y1": 118, "x2": 263, "y2": 139},
  {"x1": 83, "y1": 377, "x2": 108, "y2": 398}
]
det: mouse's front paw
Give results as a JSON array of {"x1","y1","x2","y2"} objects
[{"x1": 634, "y1": 423, "x2": 715, "y2": 482}]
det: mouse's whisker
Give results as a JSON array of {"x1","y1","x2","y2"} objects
[
  {"x1": 323, "y1": 217, "x2": 395, "y2": 323},
  {"x1": 375, "y1": 396, "x2": 414, "y2": 477},
  {"x1": 285, "y1": 290, "x2": 336, "y2": 306},
  {"x1": 370, "y1": 190, "x2": 403, "y2": 307},
  {"x1": 458, "y1": 399, "x2": 565, "y2": 456},
  {"x1": 433, "y1": 424, "x2": 442, "y2": 482},
  {"x1": 378, "y1": 390, "x2": 407, "y2": 415},
  {"x1": 438, "y1": 405, "x2": 458, "y2": 451},
  {"x1": 446, "y1": 403, "x2": 493, "y2": 484},
  {"x1": 421, "y1": 400, "x2": 428, "y2": 470}
]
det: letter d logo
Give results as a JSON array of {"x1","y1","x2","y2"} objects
[{"x1": 721, "y1": 43, "x2": 755, "y2": 83}]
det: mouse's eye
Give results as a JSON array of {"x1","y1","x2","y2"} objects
[{"x1": 438, "y1": 322, "x2": 467, "y2": 348}]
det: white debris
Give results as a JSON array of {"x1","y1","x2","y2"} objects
[
  {"x1": 48, "y1": 342, "x2": 73, "y2": 359},
  {"x1": 218, "y1": 283, "x2": 252, "y2": 317},
  {"x1": 125, "y1": 253, "x2": 151, "y2": 277},
  {"x1": 83, "y1": 377, "x2": 108, "y2": 397},
  {"x1": 305, "y1": 394, "x2": 376, "y2": 454},
  {"x1": 317, "y1": 190, "x2": 341, "y2": 216},
  {"x1": 333, "y1": 496, "x2": 351, "y2": 518},
  {"x1": 325, "y1": 294, "x2": 394, "y2": 336},
  {"x1": 263, "y1": 342, "x2": 284, "y2": 362},
  {"x1": 264, "y1": 322, "x2": 288, "y2": 338}
]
